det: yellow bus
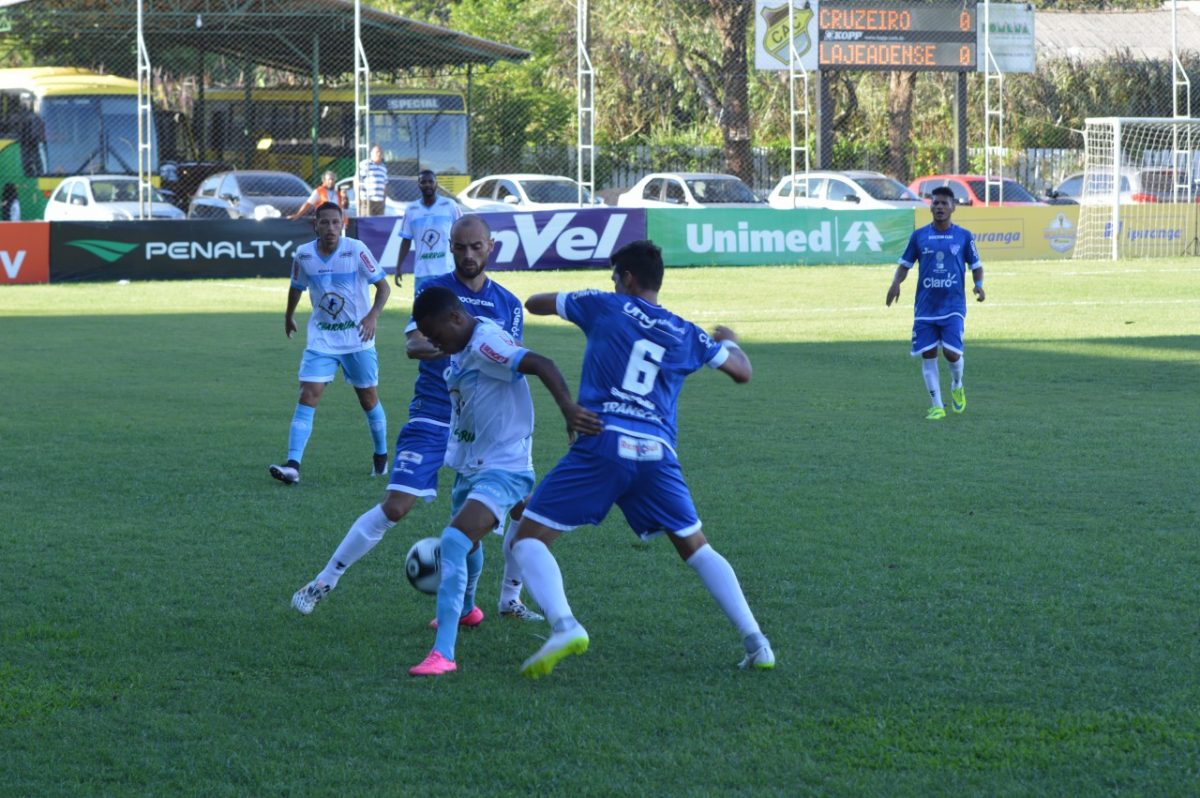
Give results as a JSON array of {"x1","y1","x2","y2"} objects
[
  {"x1": 0, "y1": 67, "x2": 171, "y2": 219},
  {"x1": 200, "y1": 87, "x2": 471, "y2": 192}
]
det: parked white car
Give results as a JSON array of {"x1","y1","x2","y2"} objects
[
  {"x1": 1046, "y1": 168, "x2": 1196, "y2": 205},
  {"x1": 457, "y1": 173, "x2": 603, "y2": 211},
  {"x1": 43, "y1": 175, "x2": 185, "y2": 221},
  {"x1": 767, "y1": 170, "x2": 925, "y2": 210},
  {"x1": 615, "y1": 172, "x2": 766, "y2": 208}
]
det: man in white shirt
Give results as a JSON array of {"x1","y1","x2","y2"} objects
[{"x1": 394, "y1": 169, "x2": 461, "y2": 289}]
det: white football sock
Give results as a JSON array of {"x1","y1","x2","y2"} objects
[
  {"x1": 686, "y1": 543, "x2": 762, "y2": 640},
  {"x1": 317, "y1": 504, "x2": 396, "y2": 589},
  {"x1": 949, "y1": 356, "x2": 964, "y2": 389},
  {"x1": 922, "y1": 357, "x2": 943, "y2": 407},
  {"x1": 498, "y1": 518, "x2": 523, "y2": 608},
  {"x1": 512, "y1": 538, "x2": 575, "y2": 632}
]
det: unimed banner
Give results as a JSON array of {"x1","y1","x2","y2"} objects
[
  {"x1": 48, "y1": 219, "x2": 318, "y2": 282},
  {"x1": 357, "y1": 208, "x2": 646, "y2": 273},
  {"x1": 0, "y1": 222, "x2": 50, "y2": 284},
  {"x1": 648, "y1": 208, "x2": 914, "y2": 266}
]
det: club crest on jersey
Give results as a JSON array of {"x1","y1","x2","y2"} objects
[
  {"x1": 318, "y1": 292, "x2": 346, "y2": 318},
  {"x1": 480, "y1": 342, "x2": 509, "y2": 364}
]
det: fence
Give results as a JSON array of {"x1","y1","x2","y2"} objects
[{"x1": 0, "y1": 1, "x2": 1197, "y2": 213}]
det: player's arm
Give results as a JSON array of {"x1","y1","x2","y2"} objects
[
  {"x1": 886, "y1": 265, "x2": 910, "y2": 306},
  {"x1": 517, "y1": 351, "x2": 603, "y2": 439},
  {"x1": 405, "y1": 328, "x2": 443, "y2": 360},
  {"x1": 394, "y1": 238, "x2": 412, "y2": 287},
  {"x1": 971, "y1": 265, "x2": 985, "y2": 302},
  {"x1": 288, "y1": 200, "x2": 314, "y2": 221},
  {"x1": 359, "y1": 277, "x2": 391, "y2": 342},
  {"x1": 710, "y1": 325, "x2": 752, "y2": 384},
  {"x1": 284, "y1": 287, "x2": 303, "y2": 338},
  {"x1": 524, "y1": 293, "x2": 559, "y2": 316}
]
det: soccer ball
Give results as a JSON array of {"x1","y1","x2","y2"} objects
[{"x1": 405, "y1": 537, "x2": 441, "y2": 595}]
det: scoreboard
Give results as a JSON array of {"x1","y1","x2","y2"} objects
[{"x1": 818, "y1": 1, "x2": 977, "y2": 71}]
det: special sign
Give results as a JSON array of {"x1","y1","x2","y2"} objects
[{"x1": 819, "y1": 1, "x2": 977, "y2": 71}]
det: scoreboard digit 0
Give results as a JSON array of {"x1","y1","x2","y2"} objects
[{"x1": 818, "y1": 1, "x2": 977, "y2": 71}]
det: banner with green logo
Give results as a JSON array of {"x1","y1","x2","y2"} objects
[{"x1": 647, "y1": 208, "x2": 915, "y2": 266}]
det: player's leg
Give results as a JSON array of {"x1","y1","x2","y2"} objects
[
  {"x1": 513, "y1": 434, "x2": 628, "y2": 677},
  {"x1": 271, "y1": 353, "x2": 333, "y2": 483},
  {"x1": 942, "y1": 317, "x2": 966, "y2": 413},
  {"x1": 345, "y1": 350, "x2": 389, "y2": 474},
  {"x1": 413, "y1": 470, "x2": 531, "y2": 676},
  {"x1": 912, "y1": 322, "x2": 944, "y2": 420},
  {"x1": 291, "y1": 422, "x2": 445, "y2": 615},
  {"x1": 498, "y1": 499, "x2": 544, "y2": 621},
  {"x1": 623, "y1": 451, "x2": 773, "y2": 670}
]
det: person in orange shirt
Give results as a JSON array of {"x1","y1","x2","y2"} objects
[{"x1": 289, "y1": 171, "x2": 347, "y2": 220}]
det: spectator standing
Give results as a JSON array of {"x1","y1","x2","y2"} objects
[
  {"x1": 289, "y1": 170, "x2": 347, "y2": 220},
  {"x1": 358, "y1": 144, "x2": 388, "y2": 216}
]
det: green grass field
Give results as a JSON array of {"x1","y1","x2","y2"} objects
[{"x1": 2, "y1": 258, "x2": 1198, "y2": 796}]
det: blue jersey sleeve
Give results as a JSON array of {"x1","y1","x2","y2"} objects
[
  {"x1": 899, "y1": 230, "x2": 920, "y2": 268},
  {"x1": 963, "y1": 230, "x2": 981, "y2": 268},
  {"x1": 559, "y1": 289, "x2": 607, "y2": 332}
]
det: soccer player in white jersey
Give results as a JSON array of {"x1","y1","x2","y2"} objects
[
  {"x1": 291, "y1": 215, "x2": 543, "y2": 625},
  {"x1": 393, "y1": 169, "x2": 461, "y2": 290},
  {"x1": 886, "y1": 185, "x2": 986, "y2": 420},
  {"x1": 269, "y1": 202, "x2": 391, "y2": 485},
  {"x1": 509, "y1": 239, "x2": 775, "y2": 678},
  {"x1": 406, "y1": 286, "x2": 602, "y2": 676}
]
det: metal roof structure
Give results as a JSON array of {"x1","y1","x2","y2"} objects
[
  {"x1": 1036, "y1": 6, "x2": 1200, "y2": 63},
  {"x1": 0, "y1": 0, "x2": 530, "y2": 75}
]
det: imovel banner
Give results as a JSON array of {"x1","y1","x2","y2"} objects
[{"x1": 356, "y1": 208, "x2": 647, "y2": 273}]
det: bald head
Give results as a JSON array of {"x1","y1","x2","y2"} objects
[
  {"x1": 450, "y1": 214, "x2": 493, "y2": 281},
  {"x1": 452, "y1": 214, "x2": 491, "y2": 238}
]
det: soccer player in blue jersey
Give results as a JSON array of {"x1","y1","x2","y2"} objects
[
  {"x1": 269, "y1": 202, "x2": 391, "y2": 485},
  {"x1": 406, "y1": 287, "x2": 602, "y2": 676},
  {"x1": 291, "y1": 215, "x2": 544, "y2": 623},
  {"x1": 509, "y1": 239, "x2": 775, "y2": 678},
  {"x1": 393, "y1": 169, "x2": 461, "y2": 289},
  {"x1": 887, "y1": 185, "x2": 986, "y2": 420}
]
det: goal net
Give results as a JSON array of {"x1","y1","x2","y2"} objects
[{"x1": 1074, "y1": 117, "x2": 1200, "y2": 259}]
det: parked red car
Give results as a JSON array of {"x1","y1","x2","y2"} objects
[{"x1": 909, "y1": 174, "x2": 1044, "y2": 206}]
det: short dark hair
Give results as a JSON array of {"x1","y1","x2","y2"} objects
[
  {"x1": 412, "y1": 286, "x2": 463, "y2": 324},
  {"x1": 611, "y1": 239, "x2": 664, "y2": 291},
  {"x1": 930, "y1": 186, "x2": 955, "y2": 200},
  {"x1": 418, "y1": 169, "x2": 436, "y2": 179},
  {"x1": 315, "y1": 201, "x2": 343, "y2": 218}
]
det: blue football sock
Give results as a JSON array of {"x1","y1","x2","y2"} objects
[
  {"x1": 364, "y1": 402, "x2": 387, "y2": 455},
  {"x1": 287, "y1": 403, "x2": 316, "y2": 463},
  {"x1": 433, "y1": 527, "x2": 472, "y2": 661},
  {"x1": 462, "y1": 542, "x2": 483, "y2": 617}
]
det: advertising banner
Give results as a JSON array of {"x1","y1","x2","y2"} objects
[
  {"x1": 357, "y1": 208, "x2": 646, "y2": 273},
  {"x1": 648, "y1": 208, "x2": 914, "y2": 266},
  {"x1": 48, "y1": 219, "x2": 317, "y2": 282},
  {"x1": 978, "y1": 3, "x2": 1035, "y2": 74},
  {"x1": 946, "y1": 206, "x2": 1079, "y2": 260},
  {"x1": 0, "y1": 222, "x2": 50, "y2": 285}
]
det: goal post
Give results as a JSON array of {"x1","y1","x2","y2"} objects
[{"x1": 1075, "y1": 117, "x2": 1200, "y2": 260}]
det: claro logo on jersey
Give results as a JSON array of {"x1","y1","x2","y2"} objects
[
  {"x1": 684, "y1": 220, "x2": 885, "y2": 254},
  {"x1": 491, "y1": 212, "x2": 629, "y2": 265}
]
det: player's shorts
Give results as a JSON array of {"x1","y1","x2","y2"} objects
[
  {"x1": 910, "y1": 315, "x2": 964, "y2": 356},
  {"x1": 450, "y1": 468, "x2": 535, "y2": 532},
  {"x1": 386, "y1": 419, "x2": 449, "y2": 500},
  {"x1": 522, "y1": 430, "x2": 702, "y2": 540},
  {"x1": 298, "y1": 347, "x2": 379, "y2": 388}
]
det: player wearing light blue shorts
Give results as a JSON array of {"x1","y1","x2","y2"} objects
[
  {"x1": 887, "y1": 185, "x2": 986, "y2": 420},
  {"x1": 392, "y1": 169, "x2": 461, "y2": 291},
  {"x1": 269, "y1": 202, "x2": 390, "y2": 486},
  {"x1": 291, "y1": 214, "x2": 543, "y2": 626},
  {"x1": 406, "y1": 287, "x2": 600, "y2": 676},
  {"x1": 510, "y1": 239, "x2": 775, "y2": 679}
]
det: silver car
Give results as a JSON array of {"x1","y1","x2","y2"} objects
[{"x1": 187, "y1": 171, "x2": 311, "y2": 220}]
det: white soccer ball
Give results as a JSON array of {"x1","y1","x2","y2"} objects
[{"x1": 405, "y1": 537, "x2": 441, "y2": 595}]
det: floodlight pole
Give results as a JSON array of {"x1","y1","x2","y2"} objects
[
  {"x1": 576, "y1": 0, "x2": 595, "y2": 207},
  {"x1": 982, "y1": 0, "x2": 1004, "y2": 206},
  {"x1": 1171, "y1": 0, "x2": 1193, "y2": 202},
  {"x1": 354, "y1": 0, "x2": 371, "y2": 216},
  {"x1": 788, "y1": 1, "x2": 811, "y2": 209},
  {"x1": 136, "y1": 0, "x2": 153, "y2": 219}
]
